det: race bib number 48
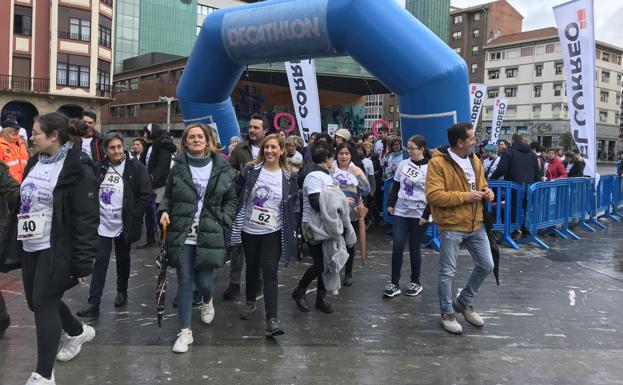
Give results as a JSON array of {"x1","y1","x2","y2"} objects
[
  {"x1": 17, "y1": 213, "x2": 46, "y2": 240},
  {"x1": 249, "y1": 206, "x2": 278, "y2": 230}
]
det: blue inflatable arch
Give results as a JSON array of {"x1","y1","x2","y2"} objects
[{"x1": 177, "y1": 0, "x2": 469, "y2": 148}]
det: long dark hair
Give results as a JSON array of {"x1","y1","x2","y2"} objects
[
  {"x1": 335, "y1": 141, "x2": 365, "y2": 170},
  {"x1": 409, "y1": 134, "x2": 430, "y2": 159}
]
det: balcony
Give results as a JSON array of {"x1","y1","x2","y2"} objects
[
  {"x1": 58, "y1": 31, "x2": 90, "y2": 42},
  {"x1": 96, "y1": 83, "x2": 111, "y2": 98},
  {"x1": 98, "y1": 37, "x2": 112, "y2": 48},
  {"x1": 14, "y1": 26, "x2": 32, "y2": 36},
  {"x1": 0, "y1": 74, "x2": 49, "y2": 93}
]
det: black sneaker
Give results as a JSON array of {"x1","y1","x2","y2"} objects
[
  {"x1": 0, "y1": 316, "x2": 10, "y2": 339},
  {"x1": 239, "y1": 302, "x2": 257, "y2": 320},
  {"x1": 265, "y1": 318, "x2": 285, "y2": 337},
  {"x1": 222, "y1": 284, "x2": 240, "y2": 300},
  {"x1": 382, "y1": 283, "x2": 401, "y2": 298},
  {"x1": 404, "y1": 282, "x2": 423, "y2": 297},
  {"x1": 343, "y1": 275, "x2": 353, "y2": 287},
  {"x1": 114, "y1": 292, "x2": 127, "y2": 307},
  {"x1": 76, "y1": 304, "x2": 100, "y2": 318}
]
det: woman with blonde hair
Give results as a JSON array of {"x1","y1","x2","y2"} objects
[
  {"x1": 229, "y1": 133, "x2": 299, "y2": 336},
  {"x1": 159, "y1": 123, "x2": 237, "y2": 353}
]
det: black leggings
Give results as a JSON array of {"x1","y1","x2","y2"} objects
[
  {"x1": 299, "y1": 242, "x2": 326, "y2": 294},
  {"x1": 21, "y1": 249, "x2": 83, "y2": 379},
  {"x1": 0, "y1": 290, "x2": 7, "y2": 319},
  {"x1": 241, "y1": 231, "x2": 282, "y2": 321}
]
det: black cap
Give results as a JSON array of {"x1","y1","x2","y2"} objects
[{"x1": 1, "y1": 119, "x2": 19, "y2": 129}]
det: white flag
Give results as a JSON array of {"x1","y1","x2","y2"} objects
[
  {"x1": 491, "y1": 97, "x2": 508, "y2": 145},
  {"x1": 469, "y1": 83, "x2": 487, "y2": 130},
  {"x1": 554, "y1": 0, "x2": 596, "y2": 177},
  {"x1": 285, "y1": 59, "x2": 321, "y2": 146}
]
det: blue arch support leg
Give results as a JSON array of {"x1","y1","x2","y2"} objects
[{"x1": 177, "y1": 0, "x2": 469, "y2": 147}]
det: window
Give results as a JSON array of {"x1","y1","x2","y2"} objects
[
  {"x1": 453, "y1": 47, "x2": 461, "y2": 54},
  {"x1": 617, "y1": 73, "x2": 622, "y2": 86},
  {"x1": 616, "y1": 92, "x2": 621, "y2": 106},
  {"x1": 600, "y1": 91, "x2": 609, "y2": 103},
  {"x1": 602, "y1": 52, "x2": 610, "y2": 62},
  {"x1": 517, "y1": 126, "x2": 528, "y2": 134},
  {"x1": 532, "y1": 105, "x2": 541, "y2": 118},
  {"x1": 473, "y1": 29, "x2": 480, "y2": 38},
  {"x1": 599, "y1": 110, "x2": 608, "y2": 122},
  {"x1": 535, "y1": 64, "x2": 543, "y2": 77},
  {"x1": 129, "y1": 78, "x2": 139, "y2": 90},
  {"x1": 501, "y1": 126, "x2": 511, "y2": 135},
  {"x1": 534, "y1": 85, "x2": 542, "y2": 97},
  {"x1": 488, "y1": 69, "x2": 500, "y2": 79},
  {"x1": 452, "y1": 31, "x2": 462, "y2": 40},
  {"x1": 489, "y1": 51, "x2": 502, "y2": 61},
  {"x1": 552, "y1": 104, "x2": 562, "y2": 118},
  {"x1": 57, "y1": 61, "x2": 89, "y2": 88},
  {"x1": 69, "y1": 18, "x2": 90, "y2": 41},
  {"x1": 506, "y1": 49, "x2": 520, "y2": 59},
  {"x1": 79, "y1": 67, "x2": 89, "y2": 88},
  {"x1": 521, "y1": 47, "x2": 533, "y2": 57},
  {"x1": 505, "y1": 68, "x2": 518, "y2": 78},
  {"x1": 57, "y1": 63, "x2": 67, "y2": 85},
  {"x1": 506, "y1": 106, "x2": 517, "y2": 117},
  {"x1": 504, "y1": 87, "x2": 517, "y2": 97},
  {"x1": 487, "y1": 88, "x2": 499, "y2": 98},
  {"x1": 535, "y1": 45, "x2": 545, "y2": 55},
  {"x1": 471, "y1": 63, "x2": 478, "y2": 74},
  {"x1": 546, "y1": 43, "x2": 555, "y2": 53},
  {"x1": 68, "y1": 65, "x2": 79, "y2": 86},
  {"x1": 98, "y1": 25, "x2": 111, "y2": 47},
  {"x1": 472, "y1": 46, "x2": 479, "y2": 56},
  {"x1": 389, "y1": 105, "x2": 395, "y2": 113},
  {"x1": 555, "y1": 62, "x2": 563, "y2": 75},
  {"x1": 127, "y1": 105, "x2": 138, "y2": 118},
  {"x1": 453, "y1": 15, "x2": 463, "y2": 24},
  {"x1": 601, "y1": 71, "x2": 611, "y2": 83},
  {"x1": 473, "y1": 12, "x2": 481, "y2": 21},
  {"x1": 616, "y1": 113, "x2": 620, "y2": 125},
  {"x1": 14, "y1": 8, "x2": 32, "y2": 36},
  {"x1": 112, "y1": 106, "x2": 125, "y2": 118},
  {"x1": 485, "y1": 107, "x2": 493, "y2": 115},
  {"x1": 553, "y1": 83, "x2": 563, "y2": 96}
]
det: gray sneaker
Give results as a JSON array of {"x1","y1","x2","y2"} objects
[
  {"x1": 404, "y1": 282, "x2": 423, "y2": 297},
  {"x1": 265, "y1": 318, "x2": 285, "y2": 337},
  {"x1": 453, "y1": 299, "x2": 484, "y2": 327},
  {"x1": 239, "y1": 302, "x2": 257, "y2": 320},
  {"x1": 440, "y1": 313, "x2": 463, "y2": 335}
]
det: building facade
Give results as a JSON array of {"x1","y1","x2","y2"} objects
[
  {"x1": 481, "y1": 28, "x2": 623, "y2": 161},
  {"x1": 0, "y1": 0, "x2": 114, "y2": 135},
  {"x1": 449, "y1": 0, "x2": 523, "y2": 84}
]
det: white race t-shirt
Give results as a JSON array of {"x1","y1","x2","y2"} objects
[
  {"x1": 185, "y1": 162, "x2": 213, "y2": 245},
  {"x1": 98, "y1": 160, "x2": 126, "y2": 237},
  {"x1": 448, "y1": 149, "x2": 477, "y2": 191},
  {"x1": 243, "y1": 168, "x2": 283, "y2": 235},
  {"x1": 374, "y1": 139, "x2": 384, "y2": 157},
  {"x1": 19, "y1": 156, "x2": 67, "y2": 252},
  {"x1": 393, "y1": 159, "x2": 428, "y2": 218},
  {"x1": 251, "y1": 145, "x2": 260, "y2": 160},
  {"x1": 362, "y1": 157, "x2": 375, "y2": 177},
  {"x1": 288, "y1": 151, "x2": 303, "y2": 163},
  {"x1": 483, "y1": 156, "x2": 500, "y2": 179},
  {"x1": 302, "y1": 170, "x2": 336, "y2": 223},
  {"x1": 81, "y1": 137, "x2": 93, "y2": 159}
]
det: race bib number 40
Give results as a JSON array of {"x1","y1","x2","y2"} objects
[
  {"x1": 17, "y1": 213, "x2": 46, "y2": 240},
  {"x1": 249, "y1": 206, "x2": 278, "y2": 230}
]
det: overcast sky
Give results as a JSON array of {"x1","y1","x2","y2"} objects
[{"x1": 451, "y1": 0, "x2": 623, "y2": 47}]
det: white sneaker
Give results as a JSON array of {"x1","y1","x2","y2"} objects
[
  {"x1": 56, "y1": 324, "x2": 95, "y2": 362},
  {"x1": 172, "y1": 329, "x2": 193, "y2": 353},
  {"x1": 440, "y1": 313, "x2": 463, "y2": 335},
  {"x1": 200, "y1": 299, "x2": 215, "y2": 325},
  {"x1": 25, "y1": 372, "x2": 55, "y2": 385}
]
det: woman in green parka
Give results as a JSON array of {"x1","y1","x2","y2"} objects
[{"x1": 159, "y1": 123, "x2": 237, "y2": 354}]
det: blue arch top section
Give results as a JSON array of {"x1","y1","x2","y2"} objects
[{"x1": 177, "y1": 0, "x2": 469, "y2": 149}]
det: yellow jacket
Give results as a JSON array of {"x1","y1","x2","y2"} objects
[
  {"x1": 425, "y1": 146, "x2": 488, "y2": 232},
  {"x1": 0, "y1": 134, "x2": 29, "y2": 184}
]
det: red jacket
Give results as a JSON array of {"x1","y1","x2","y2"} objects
[{"x1": 544, "y1": 158, "x2": 567, "y2": 180}]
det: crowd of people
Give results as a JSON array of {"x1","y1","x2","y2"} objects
[{"x1": 0, "y1": 109, "x2": 598, "y2": 384}]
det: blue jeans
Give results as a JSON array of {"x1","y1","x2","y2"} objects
[
  {"x1": 176, "y1": 245, "x2": 214, "y2": 329},
  {"x1": 391, "y1": 215, "x2": 427, "y2": 286},
  {"x1": 438, "y1": 227, "x2": 494, "y2": 314}
]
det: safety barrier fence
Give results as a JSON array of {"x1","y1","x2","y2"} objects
[{"x1": 381, "y1": 175, "x2": 623, "y2": 252}]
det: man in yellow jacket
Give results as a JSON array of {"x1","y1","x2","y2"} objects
[{"x1": 425, "y1": 123, "x2": 495, "y2": 335}]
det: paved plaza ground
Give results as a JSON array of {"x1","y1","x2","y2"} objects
[{"x1": 1, "y1": 217, "x2": 623, "y2": 384}]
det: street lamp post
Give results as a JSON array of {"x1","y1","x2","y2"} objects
[{"x1": 159, "y1": 96, "x2": 175, "y2": 132}]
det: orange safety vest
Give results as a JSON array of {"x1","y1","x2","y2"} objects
[{"x1": 0, "y1": 134, "x2": 29, "y2": 184}]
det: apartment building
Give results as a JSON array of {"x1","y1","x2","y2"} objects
[
  {"x1": 0, "y1": 0, "x2": 114, "y2": 135},
  {"x1": 481, "y1": 27, "x2": 623, "y2": 160}
]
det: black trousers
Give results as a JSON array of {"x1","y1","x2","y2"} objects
[
  {"x1": 299, "y1": 242, "x2": 326, "y2": 294},
  {"x1": 0, "y1": 290, "x2": 7, "y2": 319},
  {"x1": 22, "y1": 249, "x2": 83, "y2": 378},
  {"x1": 88, "y1": 234, "x2": 132, "y2": 306},
  {"x1": 241, "y1": 231, "x2": 281, "y2": 321}
]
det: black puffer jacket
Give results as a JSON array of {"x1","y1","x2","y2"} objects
[
  {"x1": 22, "y1": 148, "x2": 99, "y2": 285},
  {"x1": 148, "y1": 132, "x2": 177, "y2": 188},
  {"x1": 0, "y1": 162, "x2": 20, "y2": 271},
  {"x1": 95, "y1": 155, "x2": 153, "y2": 243},
  {"x1": 490, "y1": 142, "x2": 541, "y2": 184}
]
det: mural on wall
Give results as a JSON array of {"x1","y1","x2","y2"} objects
[{"x1": 231, "y1": 82, "x2": 365, "y2": 137}]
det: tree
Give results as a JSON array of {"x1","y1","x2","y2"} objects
[{"x1": 560, "y1": 131, "x2": 574, "y2": 150}]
